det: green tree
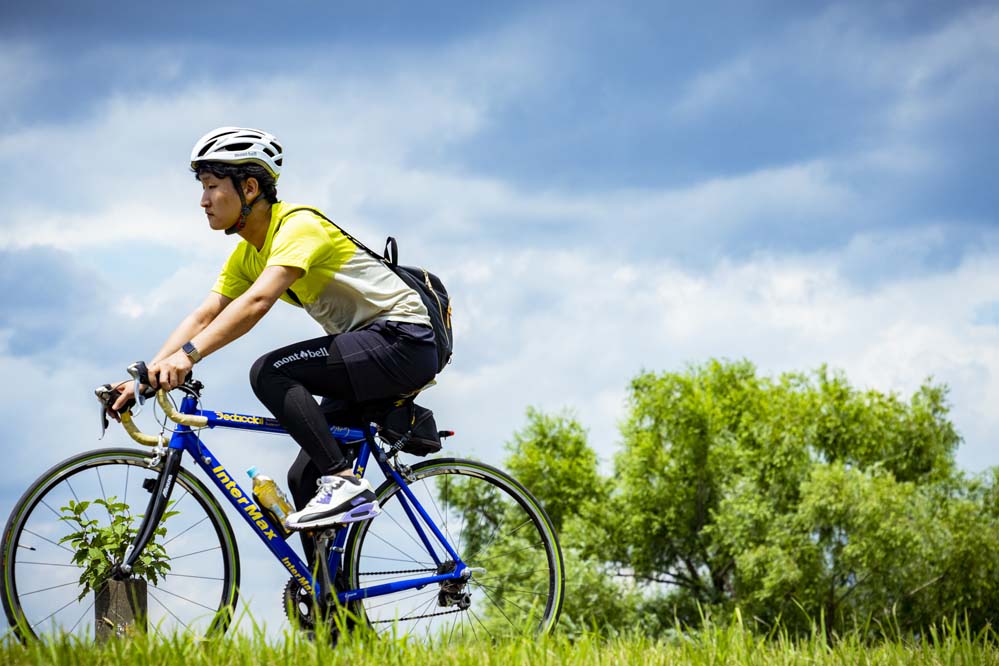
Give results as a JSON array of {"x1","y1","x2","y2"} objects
[
  {"x1": 461, "y1": 361, "x2": 995, "y2": 639},
  {"x1": 608, "y1": 359, "x2": 992, "y2": 638},
  {"x1": 505, "y1": 407, "x2": 607, "y2": 534},
  {"x1": 503, "y1": 408, "x2": 646, "y2": 634}
]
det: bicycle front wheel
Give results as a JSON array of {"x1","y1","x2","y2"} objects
[
  {"x1": 344, "y1": 458, "x2": 564, "y2": 641},
  {"x1": 1, "y1": 448, "x2": 240, "y2": 642}
]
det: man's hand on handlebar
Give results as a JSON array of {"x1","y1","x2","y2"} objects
[
  {"x1": 108, "y1": 381, "x2": 136, "y2": 422},
  {"x1": 147, "y1": 350, "x2": 194, "y2": 393}
]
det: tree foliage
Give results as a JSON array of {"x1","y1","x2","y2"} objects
[{"x1": 500, "y1": 360, "x2": 998, "y2": 639}]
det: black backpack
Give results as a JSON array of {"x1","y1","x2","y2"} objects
[{"x1": 279, "y1": 207, "x2": 453, "y2": 373}]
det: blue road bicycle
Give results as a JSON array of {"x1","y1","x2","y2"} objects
[{"x1": 1, "y1": 364, "x2": 564, "y2": 642}]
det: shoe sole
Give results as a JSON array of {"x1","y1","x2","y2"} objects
[{"x1": 285, "y1": 501, "x2": 382, "y2": 531}]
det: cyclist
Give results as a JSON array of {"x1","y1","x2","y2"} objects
[{"x1": 111, "y1": 126, "x2": 438, "y2": 537}]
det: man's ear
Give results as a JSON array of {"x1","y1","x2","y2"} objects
[{"x1": 243, "y1": 176, "x2": 260, "y2": 200}]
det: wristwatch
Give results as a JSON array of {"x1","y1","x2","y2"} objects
[{"x1": 182, "y1": 341, "x2": 202, "y2": 364}]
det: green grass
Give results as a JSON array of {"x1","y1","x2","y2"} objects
[{"x1": 2, "y1": 618, "x2": 997, "y2": 666}]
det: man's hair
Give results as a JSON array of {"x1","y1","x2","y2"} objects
[{"x1": 193, "y1": 161, "x2": 279, "y2": 204}]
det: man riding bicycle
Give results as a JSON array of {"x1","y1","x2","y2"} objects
[{"x1": 111, "y1": 127, "x2": 438, "y2": 534}]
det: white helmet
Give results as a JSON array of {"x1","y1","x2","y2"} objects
[{"x1": 190, "y1": 127, "x2": 283, "y2": 180}]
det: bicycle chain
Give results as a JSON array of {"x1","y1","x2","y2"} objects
[
  {"x1": 370, "y1": 607, "x2": 464, "y2": 623},
  {"x1": 357, "y1": 568, "x2": 437, "y2": 576}
]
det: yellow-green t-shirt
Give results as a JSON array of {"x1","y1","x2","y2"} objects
[{"x1": 212, "y1": 202, "x2": 430, "y2": 334}]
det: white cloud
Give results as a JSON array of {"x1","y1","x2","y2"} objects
[
  {"x1": 669, "y1": 57, "x2": 757, "y2": 121},
  {"x1": 669, "y1": 4, "x2": 999, "y2": 136},
  {"x1": 424, "y1": 235, "x2": 999, "y2": 474}
]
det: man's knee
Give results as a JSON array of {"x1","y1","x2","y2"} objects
[{"x1": 248, "y1": 353, "x2": 272, "y2": 397}]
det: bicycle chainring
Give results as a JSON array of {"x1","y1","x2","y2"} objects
[{"x1": 282, "y1": 577, "x2": 318, "y2": 630}]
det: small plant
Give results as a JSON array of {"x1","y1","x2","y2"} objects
[{"x1": 59, "y1": 497, "x2": 177, "y2": 600}]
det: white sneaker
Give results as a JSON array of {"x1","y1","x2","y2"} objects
[{"x1": 285, "y1": 475, "x2": 380, "y2": 530}]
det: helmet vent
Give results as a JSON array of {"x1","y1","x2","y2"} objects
[{"x1": 190, "y1": 126, "x2": 284, "y2": 180}]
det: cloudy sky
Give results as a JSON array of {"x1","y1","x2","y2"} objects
[{"x1": 1, "y1": 0, "x2": 997, "y2": 635}]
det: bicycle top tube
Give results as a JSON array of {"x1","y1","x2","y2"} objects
[{"x1": 169, "y1": 390, "x2": 372, "y2": 442}]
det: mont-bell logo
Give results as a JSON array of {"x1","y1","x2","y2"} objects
[{"x1": 272, "y1": 347, "x2": 330, "y2": 369}]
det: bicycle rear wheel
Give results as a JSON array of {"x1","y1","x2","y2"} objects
[
  {"x1": 1, "y1": 447, "x2": 240, "y2": 642},
  {"x1": 343, "y1": 458, "x2": 564, "y2": 642}
]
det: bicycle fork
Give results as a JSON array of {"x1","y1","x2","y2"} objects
[{"x1": 112, "y1": 448, "x2": 184, "y2": 578}]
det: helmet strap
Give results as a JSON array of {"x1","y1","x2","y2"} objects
[{"x1": 224, "y1": 175, "x2": 255, "y2": 236}]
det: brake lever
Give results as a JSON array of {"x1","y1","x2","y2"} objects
[
  {"x1": 95, "y1": 384, "x2": 112, "y2": 439},
  {"x1": 126, "y1": 361, "x2": 152, "y2": 414}
]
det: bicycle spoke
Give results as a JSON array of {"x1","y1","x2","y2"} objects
[
  {"x1": 365, "y1": 588, "x2": 430, "y2": 612},
  {"x1": 471, "y1": 579, "x2": 550, "y2": 597},
  {"x1": 151, "y1": 585, "x2": 219, "y2": 612},
  {"x1": 97, "y1": 466, "x2": 107, "y2": 504},
  {"x1": 162, "y1": 515, "x2": 209, "y2": 547},
  {"x1": 380, "y1": 499, "x2": 435, "y2": 556},
  {"x1": 364, "y1": 529, "x2": 429, "y2": 566},
  {"x1": 169, "y1": 546, "x2": 222, "y2": 561},
  {"x1": 464, "y1": 517, "x2": 533, "y2": 563},
  {"x1": 469, "y1": 607, "x2": 494, "y2": 640},
  {"x1": 31, "y1": 582, "x2": 97, "y2": 632},
  {"x1": 472, "y1": 541, "x2": 547, "y2": 565},
  {"x1": 423, "y1": 475, "x2": 457, "y2": 556},
  {"x1": 21, "y1": 580, "x2": 81, "y2": 597},
  {"x1": 64, "y1": 478, "x2": 93, "y2": 526},
  {"x1": 40, "y1": 499, "x2": 64, "y2": 521},
  {"x1": 473, "y1": 580, "x2": 533, "y2": 619},
  {"x1": 22, "y1": 528, "x2": 75, "y2": 555},
  {"x1": 163, "y1": 572, "x2": 224, "y2": 582},
  {"x1": 171, "y1": 488, "x2": 191, "y2": 511},
  {"x1": 147, "y1": 589, "x2": 190, "y2": 629},
  {"x1": 465, "y1": 608, "x2": 492, "y2": 640},
  {"x1": 68, "y1": 598, "x2": 97, "y2": 635}
]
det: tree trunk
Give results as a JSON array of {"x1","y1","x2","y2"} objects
[{"x1": 95, "y1": 578, "x2": 147, "y2": 641}]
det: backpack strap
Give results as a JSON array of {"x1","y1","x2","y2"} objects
[
  {"x1": 383, "y1": 237, "x2": 398, "y2": 268},
  {"x1": 278, "y1": 206, "x2": 386, "y2": 265},
  {"x1": 276, "y1": 205, "x2": 385, "y2": 308}
]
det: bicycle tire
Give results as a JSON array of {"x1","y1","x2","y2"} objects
[
  {"x1": 1, "y1": 447, "x2": 240, "y2": 642},
  {"x1": 343, "y1": 458, "x2": 564, "y2": 641}
]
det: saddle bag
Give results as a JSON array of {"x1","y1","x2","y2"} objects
[{"x1": 378, "y1": 402, "x2": 442, "y2": 456}]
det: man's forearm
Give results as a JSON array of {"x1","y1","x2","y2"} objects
[
  {"x1": 152, "y1": 311, "x2": 216, "y2": 364},
  {"x1": 188, "y1": 293, "x2": 272, "y2": 360}
]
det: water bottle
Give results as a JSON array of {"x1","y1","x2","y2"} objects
[{"x1": 247, "y1": 466, "x2": 294, "y2": 538}]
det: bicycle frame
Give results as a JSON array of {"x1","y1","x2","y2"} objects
[{"x1": 134, "y1": 392, "x2": 467, "y2": 607}]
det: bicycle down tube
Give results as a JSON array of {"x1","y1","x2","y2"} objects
[{"x1": 157, "y1": 393, "x2": 468, "y2": 606}]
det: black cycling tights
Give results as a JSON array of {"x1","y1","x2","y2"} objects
[
  {"x1": 249, "y1": 322, "x2": 437, "y2": 567},
  {"x1": 250, "y1": 335, "x2": 357, "y2": 477}
]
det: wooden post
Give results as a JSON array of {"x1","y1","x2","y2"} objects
[{"x1": 95, "y1": 579, "x2": 147, "y2": 641}]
